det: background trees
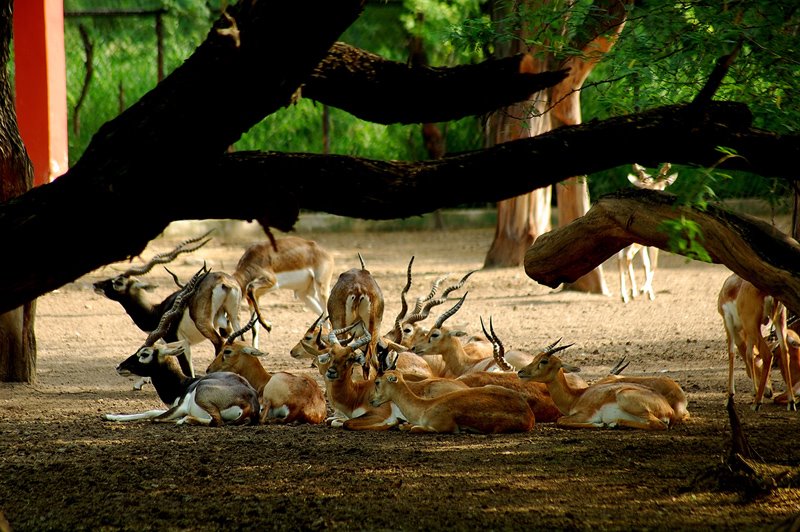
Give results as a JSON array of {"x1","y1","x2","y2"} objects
[{"x1": 1, "y1": 0, "x2": 798, "y2": 382}]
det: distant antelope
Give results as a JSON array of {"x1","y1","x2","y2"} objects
[{"x1": 618, "y1": 163, "x2": 677, "y2": 303}]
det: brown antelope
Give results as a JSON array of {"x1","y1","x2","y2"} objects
[
  {"x1": 232, "y1": 236, "x2": 335, "y2": 348},
  {"x1": 93, "y1": 231, "x2": 242, "y2": 384},
  {"x1": 717, "y1": 272, "x2": 795, "y2": 410},
  {"x1": 314, "y1": 324, "x2": 464, "y2": 430},
  {"x1": 412, "y1": 294, "x2": 506, "y2": 376},
  {"x1": 103, "y1": 266, "x2": 260, "y2": 426},
  {"x1": 370, "y1": 369, "x2": 535, "y2": 434},
  {"x1": 326, "y1": 254, "x2": 384, "y2": 379},
  {"x1": 206, "y1": 314, "x2": 326, "y2": 424},
  {"x1": 774, "y1": 329, "x2": 800, "y2": 405},
  {"x1": 618, "y1": 163, "x2": 678, "y2": 303},
  {"x1": 517, "y1": 340, "x2": 687, "y2": 430}
]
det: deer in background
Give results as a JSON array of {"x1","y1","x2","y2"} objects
[
  {"x1": 717, "y1": 272, "x2": 796, "y2": 411},
  {"x1": 232, "y1": 236, "x2": 335, "y2": 348},
  {"x1": 93, "y1": 231, "x2": 242, "y2": 386},
  {"x1": 103, "y1": 266, "x2": 260, "y2": 426},
  {"x1": 618, "y1": 163, "x2": 678, "y2": 303}
]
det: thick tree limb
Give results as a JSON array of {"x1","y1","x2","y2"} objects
[
  {"x1": 1, "y1": 1, "x2": 799, "y2": 314},
  {"x1": 305, "y1": 43, "x2": 569, "y2": 124},
  {"x1": 524, "y1": 188, "x2": 800, "y2": 315}
]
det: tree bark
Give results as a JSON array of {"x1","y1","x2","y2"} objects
[
  {"x1": 524, "y1": 188, "x2": 800, "y2": 315},
  {"x1": 0, "y1": 0, "x2": 36, "y2": 382}
]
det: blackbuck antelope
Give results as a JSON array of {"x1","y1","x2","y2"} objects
[
  {"x1": 517, "y1": 340, "x2": 687, "y2": 430},
  {"x1": 312, "y1": 324, "x2": 465, "y2": 430},
  {"x1": 93, "y1": 231, "x2": 242, "y2": 385},
  {"x1": 370, "y1": 369, "x2": 535, "y2": 434},
  {"x1": 717, "y1": 273, "x2": 796, "y2": 410},
  {"x1": 412, "y1": 294, "x2": 507, "y2": 376},
  {"x1": 232, "y1": 236, "x2": 335, "y2": 349},
  {"x1": 326, "y1": 254, "x2": 384, "y2": 379},
  {"x1": 618, "y1": 163, "x2": 678, "y2": 303},
  {"x1": 206, "y1": 314, "x2": 327, "y2": 424},
  {"x1": 103, "y1": 266, "x2": 260, "y2": 426}
]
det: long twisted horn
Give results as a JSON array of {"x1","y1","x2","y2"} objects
[
  {"x1": 225, "y1": 312, "x2": 259, "y2": 345},
  {"x1": 389, "y1": 256, "x2": 415, "y2": 342},
  {"x1": 433, "y1": 292, "x2": 468, "y2": 330},
  {"x1": 143, "y1": 264, "x2": 209, "y2": 346},
  {"x1": 439, "y1": 270, "x2": 477, "y2": 299},
  {"x1": 122, "y1": 230, "x2": 213, "y2": 277},
  {"x1": 411, "y1": 274, "x2": 449, "y2": 314},
  {"x1": 403, "y1": 296, "x2": 447, "y2": 327},
  {"x1": 481, "y1": 316, "x2": 512, "y2": 371}
]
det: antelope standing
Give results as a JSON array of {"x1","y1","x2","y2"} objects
[
  {"x1": 232, "y1": 236, "x2": 335, "y2": 348},
  {"x1": 618, "y1": 163, "x2": 678, "y2": 303},
  {"x1": 717, "y1": 272, "x2": 796, "y2": 410}
]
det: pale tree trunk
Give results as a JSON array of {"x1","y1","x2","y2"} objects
[
  {"x1": 484, "y1": 0, "x2": 629, "y2": 290},
  {"x1": 484, "y1": 2, "x2": 552, "y2": 268},
  {"x1": 0, "y1": 0, "x2": 37, "y2": 382}
]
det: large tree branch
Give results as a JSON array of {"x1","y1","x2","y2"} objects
[
  {"x1": 305, "y1": 43, "x2": 569, "y2": 124},
  {"x1": 524, "y1": 188, "x2": 800, "y2": 315},
  {"x1": 2, "y1": 99, "x2": 799, "y2": 313}
]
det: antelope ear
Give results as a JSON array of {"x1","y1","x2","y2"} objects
[
  {"x1": 561, "y1": 363, "x2": 582, "y2": 374},
  {"x1": 627, "y1": 173, "x2": 645, "y2": 187},
  {"x1": 133, "y1": 280, "x2": 157, "y2": 291},
  {"x1": 384, "y1": 339, "x2": 407, "y2": 352},
  {"x1": 241, "y1": 346, "x2": 268, "y2": 357},
  {"x1": 665, "y1": 172, "x2": 678, "y2": 186},
  {"x1": 159, "y1": 341, "x2": 187, "y2": 358},
  {"x1": 300, "y1": 340, "x2": 322, "y2": 356}
]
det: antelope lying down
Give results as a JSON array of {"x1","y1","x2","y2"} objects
[
  {"x1": 517, "y1": 340, "x2": 688, "y2": 430},
  {"x1": 93, "y1": 231, "x2": 242, "y2": 385},
  {"x1": 103, "y1": 267, "x2": 259, "y2": 426},
  {"x1": 206, "y1": 314, "x2": 326, "y2": 425}
]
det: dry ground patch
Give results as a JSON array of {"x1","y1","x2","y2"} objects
[{"x1": 2, "y1": 225, "x2": 799, "y2": 530}]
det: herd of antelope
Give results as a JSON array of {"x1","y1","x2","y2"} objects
[{"x1": 96, "y1": 168, "x2": 799, "y2": 431}]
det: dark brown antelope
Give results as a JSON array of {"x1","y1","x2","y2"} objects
[
  {"x1": 93, "y1": 231, "x2": 242, "y2": 385},
  {"x1": 103, "y1": 266, "x2": 260, "y2": 426}
]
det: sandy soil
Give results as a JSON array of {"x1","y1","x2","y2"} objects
[{"x1": 1, "y1": 225, "x2": 799, "y2": 531}]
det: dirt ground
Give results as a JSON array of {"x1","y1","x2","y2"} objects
[{"x1": 2, "y1": 223, "x2": 800, "y2": 531}]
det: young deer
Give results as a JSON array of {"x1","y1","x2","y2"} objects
[
  {"x1": 206, "y1": 314, "x2": 326, "y2": 424},
  {"x1": 517, "y1": 340, "x2": 687, "y2": 430},
  {"x1": 618, "y1": 163, "x2": 678, "y2": 303},
  {"x1": 232, "y1": 236, "x2": 335, "y2": 348},
  {"x1": 103, "y1": 266, "x2": 260, "y2": 426},
  {"x1": 717, "y1": 272, "x2": 796, "y2": 410},
  {"x1": 370, "y1": 369, "x2": 535, "y2": 434},
  {"x1": 93, "y1": 231, "x2": 241, "y2": 384}
]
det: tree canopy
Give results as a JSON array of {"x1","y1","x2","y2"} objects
[{"x1": 1, "y1": 0, "x2": 799, "y2": 315}]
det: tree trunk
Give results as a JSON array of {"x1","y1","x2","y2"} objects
[
  {"x1": 0, "y1": 0, "x2": 36, "y2": 382},
  {"x1": 484, "y1": 0, "x2": 628, "y2": 288}
]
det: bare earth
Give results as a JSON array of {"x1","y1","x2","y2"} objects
[{"x1": 2, "y1": 225, "x2": 799, "y2": 531}]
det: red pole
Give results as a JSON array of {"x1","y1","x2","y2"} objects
[{"x1": 13, "y1": 0, "x2": 68, "y2": 186}]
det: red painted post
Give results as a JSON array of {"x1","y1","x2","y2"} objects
[{"x1": 13, "y1": 0, "x2": 68, "y2": 186}]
